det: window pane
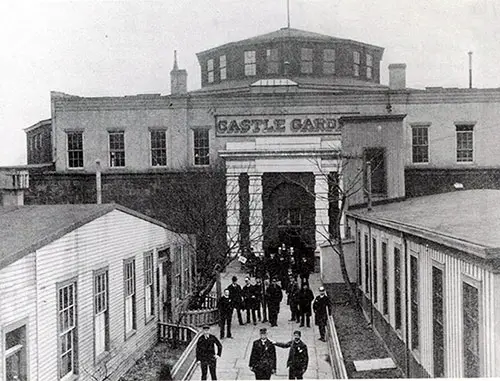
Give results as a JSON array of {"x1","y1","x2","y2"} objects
[
  {"x1": 463, "y1": 282, "x2": 480, "y2": 377},
  {"x1": 301, "y1": 48, "x2": 313, "y2": 74},
  {"x1": 109, "y1": 132, "x2": 125, "y2": 167},
  {"x1": 194, "y1": 130, "x2": 210, "y2": 165},
  {"x1": 151, "y1": 130, "x2": 167, "y2": 166},
  {"x1": 412, "y1": 126, "x2": 429, "y2": 163},
  {"x1": 67, "y1": 132, "x2": 84, "y2": 168}
]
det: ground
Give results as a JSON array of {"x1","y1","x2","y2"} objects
[{"x1": 119, "y1": 342, "x2": 186, "y2": 381}]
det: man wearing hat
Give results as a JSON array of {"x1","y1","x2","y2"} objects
[
  {"x1": 312, "y1": 286, "x2": 333, "y2": 342},
  {"x1": 267, "y1": 278, "x2": 283, "y2": 327},
  {"x1": 272, "y1": 330, "x2": 309, "y2": 379},
  {"x1": 196, "y1": 325, "x2": 223, "y2": 380},
  {"x1": 249, "y1": 328, "x2": 276, "y2": 380},
  {"x1": 227, "y1": 275, "x2": 244, "y2": 325}
]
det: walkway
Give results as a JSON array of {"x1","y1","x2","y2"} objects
[{"x1": 189, "y1": 260, "x2": 334, "y2": 380}]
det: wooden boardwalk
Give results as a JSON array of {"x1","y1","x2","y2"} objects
[{"x1": 189, "y1": 261, "x2": 334, "y2": 380}]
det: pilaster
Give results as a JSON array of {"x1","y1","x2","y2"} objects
[{"x1": 248, "y1": 172, "x2": 263, "y2": 255}]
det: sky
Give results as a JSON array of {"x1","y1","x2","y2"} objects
[{"x1": 0, "y1": 0, "x2": 499, "y2": 165}]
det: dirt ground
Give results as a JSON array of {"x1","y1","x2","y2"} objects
[{"x1": 119, "y1": 342, "x2": 186, "y2": 381}]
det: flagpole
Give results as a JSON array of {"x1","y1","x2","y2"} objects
[{"x1": 287, "y1": 0, "x2": 290, "y2": 28}]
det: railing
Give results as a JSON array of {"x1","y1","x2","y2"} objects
[
  {"x1": 177, "y1": 293, "x2": 219, "y2": 327},
  {"x1": 168, "y1": 325, "x2": 203, "y2": 381},
  {"x1": 0, "y1": 170, "x2": 29, "y2": 190},
  {"x1": 326, "y1": 315, "x2": 348, "y2": 379},
  {"x1": 158, "y1": 322, "x2": 197, "y2": 345}
]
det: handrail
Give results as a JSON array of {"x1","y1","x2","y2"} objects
[
  {"x1": 164, "y1": 323, "x2": 201, "y2": 381},
  {"x1": 326, "y1": 314, "x2": 348, "y2": 379}
]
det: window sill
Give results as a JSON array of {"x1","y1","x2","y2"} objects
[
  {"x1": 145, "y1": 315, "x2": 156, "y2": 325},
  {"x1": 125, "y1": 329, "x2": 137, "y2": 341},
  {"x1": 456, "y1": 161, "x2": 475, "y2": 165}
]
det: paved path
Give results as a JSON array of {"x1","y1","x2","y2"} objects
[{"x1": 189, "y1": 261, "x2": 334, "y2": 380}]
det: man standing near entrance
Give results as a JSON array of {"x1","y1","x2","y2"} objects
[
  {"x1": 313, "y1": 286, "x2": 333, "y2": 341},
  {"x1": 249, "y1": 328, "x2": 276, "y2": 380},
  {"x1": 196, "y1": 325, "x2": 222, "y2": 380}
]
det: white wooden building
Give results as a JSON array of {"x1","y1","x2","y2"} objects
[
  {"x1": 347, "y1": 189, "x2": 500, "y2": 378},
  {"x1": 0, "y1": 203, "x2": 195, "y2": 381}
]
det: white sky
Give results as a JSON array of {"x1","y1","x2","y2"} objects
[{"x1": 0, "y1": 0, "x2": 499, "y2": 165}]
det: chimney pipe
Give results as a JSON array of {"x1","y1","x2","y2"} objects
[
  {"x1": 468, "y1": 51, "x2": 473, "y2": 89},
  {"x1": 170, "y1": 50, "x2": 187, "y2": 95},
  {"x1": 96, "y1": 160, "x2": 102, "y2": 204},
  {"x1": 388, "y1": 63, "x2": 407, "y2": 90}
]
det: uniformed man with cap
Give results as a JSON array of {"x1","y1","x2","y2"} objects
[
  {"x1": 249, "y1": 328, "x2": 277, "y2": 380},
  {"x1": 272, "y1": 330, "x2": 309, "y2": 379},
  {"x1": 312, "y1": 286, "x2": 333, "y2": 341},
  {"x1": 196, "y1": 324, "x2": 222, "y2": 380}
]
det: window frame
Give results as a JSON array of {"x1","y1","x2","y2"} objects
[
  {"x1": 353, "y1": 51, "x2": 361, "y2": 77},
  {"x1": 3, "y1": 318, "x2": 29, "y2": 381},
  {"x1": 193, "y1": 129, "x2": 210, "y2": 166},
  {"x1": 366, "y1": 53, "x2": 373, "y2": 79},
  {"x1": 462, "y1": 276, "x2": 482, "y2": 378},
  {"x1": 381, "y1": 240, "x2": 389, "y2": 317},
  {"x1": 150, "y1": 128, "x2": 168, "y2": 167},
  {"x1": 409, "y1": 254, "x2": 420, "y2": 352},
  {"x1": 393, "y1": 245, "x2": 402, "y2": 331},
  {"x1": 266, "y1": 48, "x2": 279, "y2": 75},
  {"x1": 108, "y1": 131, "x2": 126, "y2": 168},
  {"x1": 432, "y1": 262, "x2": 446, "y2": 378},
  {"x1": 66, "y1": 131, "x2": 84, "y2": 169},
  {"x1": 219, "y1": 55, "x2": 227, "y2": 81},
  {"x1": 357, "y1": 230, "x2": 362, "y2": 289},
  {"x1": 372, "y1": 237, "x2": 378, "y2": 305},
  {"x1": 244, "y1": 50, "x2": 256, "y2": 76},
  {"x1": 364, "y1": 233, "x2": 370, "y2": 295},
  {"x1": 300, "y1": 47, "x2": 313, "y2": 74},
  {"x1": 123, "y1": 258, "x2": 137, "y2": 339},
  {"x1": 144, "y1": 252, "x2": 155, "y2": 323},
  {"x1": 411, "y1": 124, "x2": 430, "y2": 164},
  {"x1": 207, "y1": 58, "x2": 214, "y2": 83},
  {"x1": 57, "y1": 278, "x2": 78, "y2": 380},
  {"x1": 323, "y1": 48, "x2": 336, "y2": 75},
  {"x1": 455, "y1": 123, "x2": 475, "y2": 163},
  {"x1": 93, "y1": 268, "x2": 110, "y2": 363}
]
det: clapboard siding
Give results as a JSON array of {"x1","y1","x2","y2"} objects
[
  {"x1": 0, "y1": 253, "x2": 38, "y2": 380},
  {"x1": 35, "y1": 209, "x2": 190, "y2": 381},
  {"x1": 351, "y1": 219, "x2": 500, "y2": 377}
]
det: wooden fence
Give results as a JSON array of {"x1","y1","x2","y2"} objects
[{"x1": 326, "y1": 315, "x2": 348, "y2": 379}]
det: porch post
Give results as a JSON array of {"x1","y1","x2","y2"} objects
[
  {"x1": 314, "y1": 172, "x2": 330, "y2": 250},
  {"x1": 226, "y1": 173, "x2": 240, "y2": 258},
  {"x1": 248, "y1": 172, "x2": 263, "y2": 256}
]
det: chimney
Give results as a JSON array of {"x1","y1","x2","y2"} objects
[
  {"x1": 170, "y1": 50, "x2": 187, "y2": 95},
  {"x1": 0, "y1": 169, "x2": 29, "y2": 206},
  {"x1": 388, "y1": 63, "x2": 407, "y2": 90}
]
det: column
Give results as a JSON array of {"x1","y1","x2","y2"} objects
[
  {"x1": 314, "y1": 172, "x2": 330, "y2": 250},
  {"x1": 226, "y1": 173, "x2": 240, "y2": 258},
  {"x1": 337, "y1": 173, "x2": 346, "y2": 239},
  {"x1": 248, "y1": 173, "x2": 263, "y2": 255}
]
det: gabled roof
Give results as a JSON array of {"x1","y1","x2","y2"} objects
[
  {"x1": 197, "y1": 27, "x2": 384, "y2": 57},
  {"x1": 0, "y1": 203, "x2": 175, "y2": 271},
  {"x1": 347, "y1": 190, "x2": 500, "y2": 260}
]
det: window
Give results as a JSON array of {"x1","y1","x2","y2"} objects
[
  {"x1": 410, "y1": 255, "x2": 419, "y2": 350},
  {"x1": 94, "y1": 270, "x2": 109, "y2": 359},
  {"x1": 456, "y1": 124, "x2": 474, "y2": 162},
  {"x1": 109, "y1": 131, "x2": 125, "y2": 167},
  {"x1": 193, "y1": 129, "x2": 210, "y2": 166},
  {"x1": 394, "y1": 247, "x2": 402, "y2": 330},
  {"x1": 300, "y1": 48, "x2": 313, "y2": 74},
  {"x1": 353, "y1": 51, "x2": 360, "y2": 77},
  {"x1": 58, "y1": 281, "x2": 77, "y2": 378},
  {"x1": 219, "y1": 55, "x2": 227, "y2": 80},
  {"x1": 412, "y1": 125, "x2": 429, "y2": 163},
  {"x1": 151, "y1": 130, "x2": 167, "y2": 166},
  {"x1": 432, "y1": 266, "x2": 445, "y2": 377},
  {"x1": 364, "y1": 147, "x2": 386, "y2": 195},
  {"x1": 67, "y1": 131, "x2": 83, "y2": 168},
  {"x1": 366, "y1": 53, "x2": 373, "y2": 79},
  {"x1": 266, "y1": 48, "x2": 279, "y2": 74},
  {"x1": 357, "y1": 231, "x2": 362, "y2": 288},
  {"x1": 124, "y1": 260, "x2": 136, "y2": 336},
  {"x1": 244, "y1": 50, "x2": 256, "y2": 76},
  {"x1": 364, "y1": 234, "x2": 370, "y2": 294},
  {"x1": 372, "y1": 238, "x2": 378, "y2": 304},
  {"x1": 323, "y1": 48, "x2": 335, "y2": 74},
  {"x1": 463, "y1": 281, "x2": 480, "y2": 377},
  {"x1": 4, "y1": 324, "x2": 27, "y2": 381},
  {"x1": 207, "y1": 59, "x2": 214, "y2": 83},
  {"x1": 174, "y1": 246, "x2": 182, "y2": 298},
  {"x1": 278, "y1": 208, "x2": 301, "y2": 227},
  {"x1": 382, "y1": 242, "x2": 389, "y2": 315},
  {"x1": 144, "y1": 253, "x2": 155, "y2": 319}
]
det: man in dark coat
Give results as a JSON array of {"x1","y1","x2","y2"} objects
[
  {"x1": 286, "y1": 276, "x2": 300, "y2": 323},
  {"x1": 272, "y1": 330, "x2": 309, "y2": 379},
  {"x1": 255, "y1": 255, "x2": 266, "y2": 280},
  {"x1": 298, "y1": 282, "x2": 314, "y2": 327},
  {"x1": 227, "y1": 276, "x2": 244, "y2": 325},
  {"x1": 298, "y1": 256, "x2": 312, "y2": 284},
  {"x1": 266, "y1": 253, "x2": 278, "y2": 281},
  {"x1": 254, "y1": 277, "x2": 264, "y2": 321},
  {"x1": 249, "y1": 328, "x2": 276, "y2": 380},
  {"x1": 196, "y1": 325, "x2": 223, "y2": 380},
  {"x1": 312, "y1": 286, "x2": 333, "y2": 341},
  {"x1": 242, "y1": 277, "x2": 257, "y2": 325},
  {"x1": 261, "y1": 278, "x2": 270, "y2": 322},
  {"x1": 217, "y1": 289, "x2": 233, "y2": 339},
  {"x1": 267, "y1": 278, "x2": 283, "y2": 327}
]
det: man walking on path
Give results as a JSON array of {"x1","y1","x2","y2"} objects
[
  {"x1": 217, "y1": 289, "x2": 233, "y2": 339},
  {"x1": 298, "y1": 282, "x2": 314, "y2": 328},
  {"x1": 227, "y1": 276, "x2": 244, "y2": 325},
  {"x1": 249, "y1": 328, "x2": 277, "y2": 380},
  {"x1": 267, "y1": 278, "x2": 283, "y2": 327},
  {"x1": 313, "y1": 286, "x2": 333, "y2": 341},
  {"x1": 196, "y1": 325, "x2": 223, "y2": 380},
  {"x1": 272, "y1": 330, "x2": 309, "y2": 380},
  {"x1": 242, "y1": 277, "x2": 258, "y2": 325}
]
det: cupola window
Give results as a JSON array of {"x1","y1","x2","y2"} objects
[
  {"x1": 300, "y1": 48, "x2": 313, "y2": 74},
  {"x1": 266, "y1": 48, "x2": 279, "y2": 74},
  {"x1": 207, "y1": 59, "x2": 214, "y2": 83},
  {"x1": 353, "y1": 51, "x2": 360, "y2": 77},
  {"x1": 244, "y1": 51, "x2": 256, "y2": 76},
  {"x1": 219, "y1": 55, "x2": 227, "y2": 80},
  {"x1": 366, "y1": 53, "x2": 373, "y2": 79}
]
